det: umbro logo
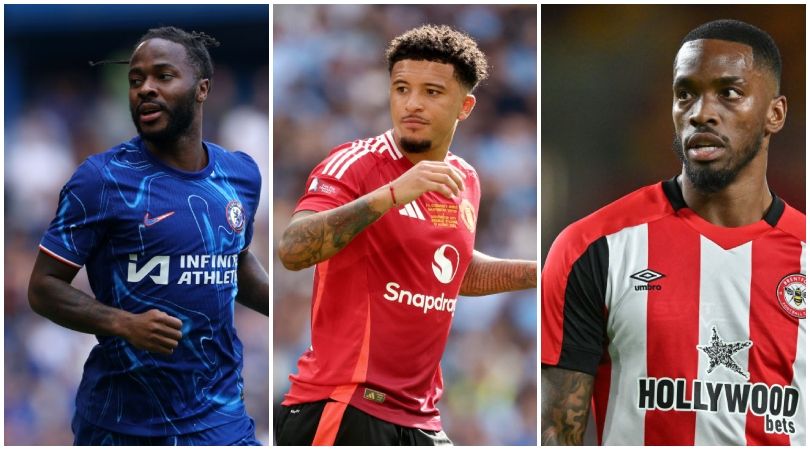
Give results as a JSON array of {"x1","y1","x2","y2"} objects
[
  {"x1": 398, "y1": 201, "x2": 426, "y2": 221},
  {"x1": 630, "y1": 269, "x2": 665, "y2": 291}
]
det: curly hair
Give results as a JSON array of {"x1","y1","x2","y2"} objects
[
  {"x1": 135, "y1": 26, "x2": 220, "y2": 81},
  {"x1": 385, "y1": 24, "x2": 489, "y2": 92}
]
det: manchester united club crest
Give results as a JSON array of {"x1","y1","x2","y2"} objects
[
  {"x1": 459, "y1": 198, "x2": 476, "y2": 232},
  {"x1": 226, "y1": 200, "x2": 246, "y2": 233},
  {"x1": 777, "y1": 273, "x2": 806, "y2": 319}
]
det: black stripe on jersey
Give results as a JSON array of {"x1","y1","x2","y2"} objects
[
  {"x1": 663, "y1": 176, "x2": 785, "y2": 227},
  {"x1": 763, "y1": 193, "x2": 785, "y2": 227},
  {"x1": 662, "y1": 176, "x2": 687, "y2": 210},
  {"x1": 557, "y1": 236, "x2": 609, "y2": 376}
]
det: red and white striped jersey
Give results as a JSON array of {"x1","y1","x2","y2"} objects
[
  {"x1": 283, "y1": 130, "x2": 481, "y2": 430},
  {"x1": 542, "y1": 178, "x2": 805, "y2": 445}
]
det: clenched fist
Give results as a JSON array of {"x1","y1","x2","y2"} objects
[
  {"x1": 389, "y1": 160, "x2": 466, "y2": 206},
  {"x1": 119, "y1": 309, "x2": 183, "y2": 355}
]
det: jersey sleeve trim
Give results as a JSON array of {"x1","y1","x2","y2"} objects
[
  {"x1": 542, "y1": 236, "x2": 609, "y2": 375},
  {"x1": 775, "y1": 201, "x2": 806, "y2": 242},
  {"x1": 542, "y1": 182, "x2": 673, "y2": 370},
  {"x1": 38, "y1": 244, "x2": 82, "y2": 269}
]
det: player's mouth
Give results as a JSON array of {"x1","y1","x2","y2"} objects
[
  {"x1": 686, "y1": 132, "x2": 726, "y2": 162},
  {"x1": 402, "y1": 116, "x2": 428, "y2": 131},
  {"x1": 138, "y1": 103, "x2": 165, "y2": 124}
]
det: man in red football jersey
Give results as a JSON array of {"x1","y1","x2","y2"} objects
[
  {"x1": 276, "y1": 24, "x2": 537, "y2": 445},
  {"x1": 541, "y1": 19, "x2": 805, "y2": 445}
]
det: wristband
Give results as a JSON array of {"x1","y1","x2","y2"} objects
[{"x1": 389, "y1": 184, "x2": 398, "y2": 206}]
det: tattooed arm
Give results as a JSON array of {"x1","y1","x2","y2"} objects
[
  {"x1": 459, "y1": 250, "x2": 537, "y2": 296},
  {"x1": 541, "y1": 365, "x2": 595, "y2": 445},
  {"x1": 277, "y1": 194, "x2": 389, "y2": 271},
  {"x1": 278, "y1": 160, "x2": 467, "y2": 271}
]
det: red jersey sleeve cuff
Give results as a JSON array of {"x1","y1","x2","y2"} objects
[{"x1": 38, "y1": 244, "x2": 82, "y2": 269}]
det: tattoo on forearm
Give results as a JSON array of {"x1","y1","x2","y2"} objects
[
  {"x1": 279, "y1": 199, "x2": 383, "y2": 270},
  {"x1": 459, "y1": 257, "x2": 537, "y2": 296},
  {"x1": 540, "y1": 367, "x2": 594, "y2": 445}
]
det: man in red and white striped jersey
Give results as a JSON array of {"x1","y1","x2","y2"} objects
[
  {"x1": 276, "y1": 25, "x2": 537, "y2": 446},
  {"x1": 541, "y1": 19, "x2": 805, "y2": 445}
]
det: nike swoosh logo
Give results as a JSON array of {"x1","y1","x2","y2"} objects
[{"x1": 143, "y1": 211, "x2": 175, "y2": 227}]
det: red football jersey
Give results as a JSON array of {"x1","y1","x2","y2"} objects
[
  {"x1": 283, "y1": 130, "x2": 481, "y2": 430},
  {"x1": 542, "y1": 178, "x2": 806, "y2": 445}
]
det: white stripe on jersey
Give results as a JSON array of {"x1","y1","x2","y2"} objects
[
  {"x1": 399, "y1": 201, "x2": 425, "y2": 220},
  {"x1": 447, "y1": 154, "x2": 474, "y2": 172},
  {"x1": 412, "y1": 202, "x2": 425, "y2": 220},
  {"x1": 693, "y1": 239, "x2": 752, "y2": 445},
  {"x1": 790, "y1": 243, "x2": 806, "y2": 446},
  {"x1": 603, "y1": 223, "x2": 649, "y2": 445},
  {"x1": 384, "y1": 130, "x2": 403, "y2": 159},
  {"x1": 326, "y1": 142, "x2": 368, "y2": 178},
  {"x1": 404, "y1": 202, "x2": 417, "y2": 218},
  {"x1": 321, "y1": 145, "x2": 355, "y2": 175},
  {"x1": 335, "y1": 142, "x2": 373, "y2": 180}
]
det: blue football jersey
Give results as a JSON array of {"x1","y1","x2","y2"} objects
[{"x1": 40, "y1": 136, "x2": 261, "y2": 436}]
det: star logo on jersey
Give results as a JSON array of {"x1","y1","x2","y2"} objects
[
  {"x1": 696, "y1": 326, "x2": 753, "y2": 380},
  {"x1": 143, "y1": 211, "x2": 175, "y2": 227},
  {"x1": 226, "y1": 200, "x2": 245, "y2": 233},
  {"x1": 776, "y1": 273, "x2": 806, "y2": 319}
]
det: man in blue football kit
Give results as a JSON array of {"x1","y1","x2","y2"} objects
[{"x1": 28, "y1": 27, "x2": 268, "y2": 445}]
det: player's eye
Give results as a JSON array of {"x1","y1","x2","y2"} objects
[
  {"x1": 427, "y1": 89, "x2": 440, "y2": 96},
  {"x1": 675, "y1": 89, "x2": 692, "y2": 101},
  {"x1": 721, "y1": 88, "x2": 742, "y2": 100},
  {"x1": 129, "y1": 78, "x2": 143, "y2": 88},
  {"x1": 395, "y1": 86, "x2": 408, "y2": 94},
  {"x1": 159, "y1": 73, "x2": 175, "y2": 81}
]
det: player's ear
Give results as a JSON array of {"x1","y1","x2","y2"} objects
[
  {"x1": 764, "y1": 94, "x2": 787, "y2": 135},
  {"x1": 458, "y1": 94, "x2": 476, "y2": 121},
  {"x1": 197, "y1": 78, "x2": 210, "y2": 103}
]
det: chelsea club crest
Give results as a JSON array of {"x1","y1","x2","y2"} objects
[{"x1": 226, "y1": 200, "x2": 245, "y2": 233}]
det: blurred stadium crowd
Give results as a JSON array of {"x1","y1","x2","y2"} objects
[
  {"x1": 273, "y1": 4, "x2": 537, "y2": 445},
  {"x1": 4, "y1": 5, "x2": 269, "y2": 445}
]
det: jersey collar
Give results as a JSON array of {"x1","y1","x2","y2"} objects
[
  {"x1": 135, "y1": 136, "x2": 215, "y2": 180},
  {"x1": 661, "y1": 176, "x2": 785, "y2": 249}
]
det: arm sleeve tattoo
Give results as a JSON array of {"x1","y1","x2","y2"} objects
[
  {"x1": 459, "y1": 251, "x2": 537, "y2": 296},
  {"x1": 278, "y1": 198, "x2": 384, "y2": 271},
  {"x1": 540, "y1": 366, "x2": 594, "y2": 445}
]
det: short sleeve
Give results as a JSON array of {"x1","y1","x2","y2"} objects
[
  {"x1": 541, "y1": 230, "x2": 609, "y2": 376},
  {"x1": 39, "y1": 159, "x2": 110, "y2": 268},
  {"x1": 235, "y1": 151, "x2": 262, "y2": 252},
  {"x1": 294, "y1": 143, "x2": 371, "y2": 213}
]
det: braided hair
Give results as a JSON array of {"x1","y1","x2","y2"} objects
[{"x1": 135, "y1": 26, "x2": 220, "y2": 80}]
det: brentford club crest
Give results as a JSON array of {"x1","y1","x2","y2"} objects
[
  {"x1": 776, "y1": 273, "x2": 806, "y2": 319},
  {"x1": 226, "y1": 200, "x2": 245, "y2": 233}
]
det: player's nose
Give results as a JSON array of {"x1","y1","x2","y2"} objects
[
  {"x1": 136, "y1": 77, "x2": 159, "y2": 99},
  {"x1": 405, "y1": 92, "x2": 423, "y2": 112},
  {"x1": 688, "y1": 96, "x2": 719, "y2": 127}
]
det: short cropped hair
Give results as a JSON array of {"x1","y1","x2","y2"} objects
[
  {"x1": 680, "y1": 19, "x2": 782, "y2": 92},
  {"x1": 385, "y1": 24, "x2": 489, "y2": 92},
  {"x1": 135, "y1": 26, "x2": 220, "y2": 81}
]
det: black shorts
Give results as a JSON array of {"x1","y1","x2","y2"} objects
[{"x1": 275, "y1": 400, "x2": 452, "y2": 446}]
